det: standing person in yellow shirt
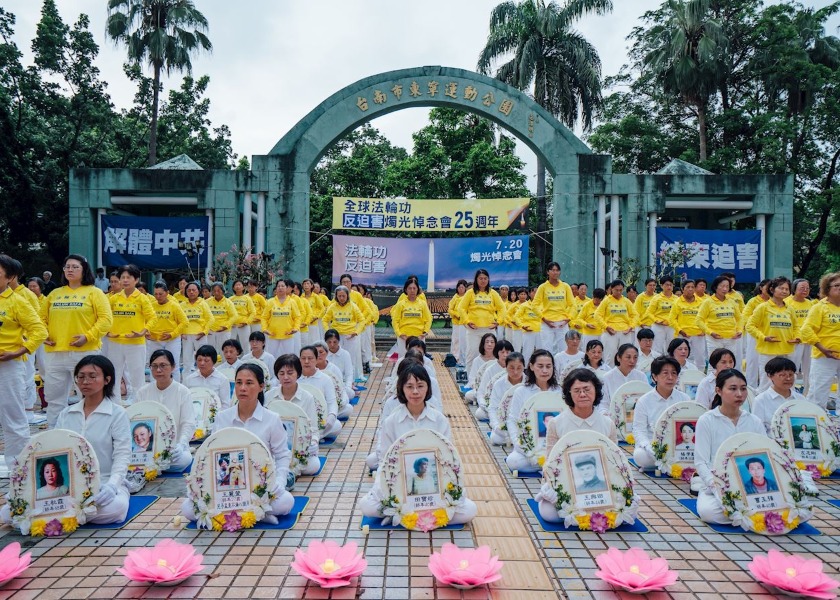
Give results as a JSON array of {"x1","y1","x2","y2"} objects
[
  {"x1": 262, "y1": 280, "x2": 301, "y2": 358},
  {"x1": 643, "y1": 276, "x2": 677, "y2": 355},
  {"x1": 228, "y1": 279, "x2": 256, "y2": 349},
  {"x1": 172, "y1": 276, "x2": 189, "y2": 303},
  {"x1": 497, "y1": 285, "x2": 511, "y2": 341},
  {"x1": 448, "y1": 280, "x2": 468, "y2": 366},
  {"x1": 391, "y1": 279, "x2": 432, "y2": 356},
  {"x1": 41, "y1": 254, "x2": 113, "y2": 426},
  {"x1": 460, "y1": 269, "x2": 506, "y2": 365},
  {"x1": 787, "y1": 278, "x2": 815, "y2": 388},
  {"x1": 800, "y1": 272, "x2": 840, "y2": 409},
  {"x1": 180, "y1": 282, "x2": 211, "y2": 374},
  {"x1": 147, "y1": 281, "x2": 188, "y2": 382},
  {"x1": 508, "y1": 287, "x2": 529, "y2": 353},
  {"x1": 667, "y1": 280, "x2": 705, "y2": 369},
  {"x1": 105, "y1": 264, "x2": 157, "y2": 404},
  {"x1": 107, "y1": 271, "x2": 121, "y2": 296},
  {"x1": 514, "y1": 286, "x2": 543, "y2": 361},
  {"x1": 6, "y1": 260, "x2": 42, "y2": 421},
  {"x1": 532, "y1": 262, "x2": 575, "y2": 354},
  {"x1": 593, "y1": 279, "x2": 638, "y2": 365},
  {"x1": 572, "y1": 288, "x2": 606, "y2": 348},
  {"x1": 695, "y1": 275, "x2": 743, "y2": 367},
  {"x1": 291, "y1": 280, "x2": 313, "y2": 354},
  {"x1": 742, "y1": 279, "x2": 771, "y2": 387},
  {"x1": 205, "y1": 283, "x2": 237, "y2": 351},
  {"x1": 0, "y1": 255, "x2": 47, "y2": 464},
  {"x1": 722, "y1": 272, "x2": 746, "y2": 313},
  {"x1": 322, "y1": 286, "x2": 365, "y2": 378},
  {"x1": 27, "y1": 277, "x2": 49, "y2": 405},
  {"x1": 301, "y1": 278, "x2": 326, "y2": 345},
  {"x1": 355, "y1": 284, "x2": 376, "y2": 372},
  {"x1": 746, "y1": 277, "x2": 801, "y2": 392},
  {"x1": 634, "y1": 278, "x2": 658, "y2": 330},
  {"x1": 247, "y1": 279, "x2": 267, "y2": 333}
]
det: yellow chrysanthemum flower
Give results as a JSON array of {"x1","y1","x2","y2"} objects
[
  {"x1": 575, "y1": 514, "x2": 591, "y2": 530},
  {"x1": 751, "y1": 513, "x2": 766, "y2": 533},
  {"x1": 433, "y1": 509, "x2": 449, "y2": 527},
  {"x1": 401, "y1": 513, "x2": 419, "y2": 530},
  {"x1": 625, "y1": 434, "x2": 635, "y2": 445},
  {"x1": 606, "y1": 512, "x2": 617, "y2": 528},
  {"x1": 240, "y1": 511, "x2": 257, "y2": 529},
  {"x1": 30, "y1": 519, "x2": 47, "y2": 536},
  {"x1": 211, "y1": 513, "x2": 226, "y2": 531},
  {"x1": 194, "y1": 429, "x2": 205, "y2": 440},
  {"x1": 61, "y1": 517, "x2": 78, "y2": 534},
  {"x1": 537, "y1": 455, "x2": 546, "y2": 467},
  {"x1": 670, "y1": 464, "x2": 683, "y2": 478},
  {"x1": 144, "y1": 469, "x2": 158, "y2": 481}
]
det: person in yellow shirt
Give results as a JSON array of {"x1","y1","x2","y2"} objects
[
  {"x1": 634, "y1": 278, "x2": 658, "y2": 329},
  {"x1": 448, "y1": 279, "x2": 468, "y2": 366},
  {"x1": 498, "y1": 285, "x2": 511, "y2": 341},
  {"x1": 573, "y1": 283, "x2": 590, "y2": 317},
  {"x1": 262, "y1": 280, "x2": 301, "y2": 358},
  {"x1": 391, "y1": 279, "x2": 432, "y2": 356},
  {"x1": 695, "y1": 275, "x2": 743, "y2": 367},
  {"x1": 532, "y1": 262, "x2": 575, "y2": 355},
  {"x1": 515, "y1": 286, "x2": 543, "y2": 361},
  {"x1": 107, "y1": 271, "x2": 121, "y2": 296},
  {"x1": 6, "y1": 264, "x2": 41, "y2": 421},
  {"x1": 742, "y1": 279, "x2": 771, "y2": 387},
  {"x1": 322, "y1": 286, "x2": 365, "y2": 378},
  {"x1": 105, "y1": 264, "x2": 157, "y2": 404},
  {"x1": 593, "y1": 279, "x2": 638, "y2": 365},
  {"x1": 800, "y1": 272, "x2": 840, "y2": 409},
  {"x1": 301, "y1": 278, "x2": 325, "y2": 344},
  {"x1": 147, "y1": 281, "x2": 188, "y2": 381},
  {"x1": 746, "y1": 276, "x2": 801, "y2": 392},
  {"x1": 722, "y1": 272, "x2": 746, "y2": 313},
  {"x1": 205, "y1": 283, "x2": 237, "y2": 351},
  {"x1": 787, "y1": 278, "x2": 815, "y2": 387},
  {"x1": 180, "y1": 282, "x2": 211, "y2": 373},
  {"x1": 667, "y1": 279, "x2": 705, "y2": 369},
  {"x1": 228, "y1": 279, "x2": 256, "y2": 349},
  {"x1": 695, "y1": 278, "x2": 708, "y2": 300},
  {"x1": 27, "y1": 277, "x2": 50, "y2": 405},
  {"x1": 41, "y1": 254, "x2": 113, "y2": 426},
  {"x1": 0, "y1": 255, "x2": 48, "y2": 463},
  {"x1": 291, "y1": 280, "x2": 312, "y2": 354},
  {"x1": 356, "y1": 283, "x2": 377, "y2": 373},
  {"x1": 172, "y1": 276, "x2": 189, "y2": 303},
  {"x1": 247, "y1": 279, "x2": 267, "y2": 333},
  {"x1": 643, "y1": 276, "x2": 677, "y2": 355},
  {"x1": 460, "y1": 269, "x2": 506, "y2": 365},
  {"x1": 508, "y1": 287, "x2": 529, "y2": 353},
  {"x1": 571, "y1": 288, "x2": 606, "y2": 347}
]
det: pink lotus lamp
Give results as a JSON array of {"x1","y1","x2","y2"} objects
[
  {"x1": 290, "y1": 540, "x2": 367, "y2": 588},
  {"x1": 748, "y1": 550, "x2": 839, "y2": 599},
  {"x1": 595, "y1": 547, "x2": 678, "y2": 594},
  {"x1": 0, "y1": 542, "x2": 31, "y2": 586},
  {"x1": 428, "y1": 544, "x2": 503, "y2": 590},
  {"x1": 117, "y1": 539, "x2": 205, "y2": 586}
]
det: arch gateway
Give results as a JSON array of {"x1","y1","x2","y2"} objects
[{"x1": 69, "y1": 66, "x2": 792, "y2": 285}]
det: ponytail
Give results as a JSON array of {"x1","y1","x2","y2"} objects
[
  {"x1": 258, "y1": 391, "x2": 265, "y2": 406},
  {"x1": 711, "y1": 394, "x2": 722, "y2": 410}
]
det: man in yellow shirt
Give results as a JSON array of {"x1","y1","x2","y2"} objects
[
  {"x1": 532, "y1": 262, "x2": 575, "y2": 354},
  {"x1": 147, "y1": 281, "x2": 188, "y2": 381}
]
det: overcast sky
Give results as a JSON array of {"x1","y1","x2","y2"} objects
[{"x1": 6, "y1": 1, "x2": 839, "y2": 191}]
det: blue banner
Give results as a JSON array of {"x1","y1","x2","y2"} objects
[
  {"x1": 655, "y1": 228, "x2": 761, "y2": 282},
  {"x1": 101, "y1": 215, "x2": 210, "y2": 270}
]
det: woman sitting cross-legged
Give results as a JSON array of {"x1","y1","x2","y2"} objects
[
  {"x1": 359, "y1": 362, "x2": 476, "y2": 525},
  {"x1": 475, "y1": 339, "x2": 513, "y2": 420},
  {"x1": 488, "y1": 352, "x2": 525, "y2": 445},
  {"x1": 181, "y1": 363, "x2": 294, "y2": 523}
]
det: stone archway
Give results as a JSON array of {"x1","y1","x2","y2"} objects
[{"x1": 250, "y1": 65, "x2": 595, "y2": 281}]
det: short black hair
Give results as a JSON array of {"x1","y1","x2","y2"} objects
[
  {"x1": 274, "y1": 353, "x2": 302, "y2": 377},
  {"x1": 149, "y1": 349, "x2": 176, "y2": 367},
  {"x1": 493, "y1": 339, "x2": 514, "y2": 358},
  {"x1": 745, "y1": 457, "x2": 766, "y2": 469},
  {"x1": 0, "y1": 254, "x2": 22, "y2": 279},
  {"x1": 525, "y1": 349, "x2": 558, "y2": 387},
  {"x1": 74, "y1": 354, "x2": 116, "y2": 399},
  {"x1": 117, "y1": 264, "x2": 141, "y2": 279},
  {"x1": 636, "y1": 328, "x2": 655, "y2": 341},
  {"x1": 249, "y1": 331, "x2": 266, "y2": 343},
  {"x1": 562, "y1": 368, "x2": 604, "y2": 408},
  {"x1": 396, "y1": 362, "x2": 432, "y2": 405},
  {"x1": 667, "y1": 337, "x2": 691, "y2": 358},
  {"x1": 650, "y1": 355, "x2": 681, "y2": 376},
  {"x1": 765, "y1": 356, "x2": 797, "y2": 376},
  {"x1": 222, "y1": 339, "x2": 242, "y2": 354},
  {"x1": 195, "y1": 345, "x2": 218, "y2": 362},
  {"x1": 324, "y1": 328, "x2": 340, "y2": 341},
  {"x1": 708, "y1": 348, "x2": 736, "y2": 368}
]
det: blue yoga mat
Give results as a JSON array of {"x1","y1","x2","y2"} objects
[
  {"x1": 160, "y1": 460, "x2": 193, "y2": 478},
  {"x1": 360, "y1": 516, "x2": 465, "y2": 531},
  {"x1": 817, "y1": 471, "x2": 840, "y2": 481},
  {"x1": 299, "y1": 456, "x2": 327, "y2": 477},
  {"x1": 628, "y1": 458, "x2": 671, "y2": 479},
  {"x1": 319, "y1": 436, "x2": 337, "y2": 446},
  {"x1": 349, "y1": 397, "x2": 360, "y2": 406},
  {"x1": 338, "y1": 415, "x2": 349, "y2": 423},
  {"x1": 79, "y1": 495, "x2": 158, "y2": 529},
  {"x1": 508, "y1": 465, "x2": 542, "y2": 479},
  {"x1": 186, "y1": 496, "x2": 310, "y2": 530},
  {"x1": 526, "y1": 499, "x2": 649, "y2": 533},
  {"x1": 459, "y1": 386, "x2": 471, "y2": 395},
  {"x1": 824, "y1": 499, "x2": 840, "y2": 509},
  {"x1": 477, "y1": 417, "x2": 489, "y2": 423},
  {"x1": 677, "y1": 498, "x2": 821, "y2": 535},
  {"x1": 354, "y1": 386, "x2": 367, "y2": 392}
]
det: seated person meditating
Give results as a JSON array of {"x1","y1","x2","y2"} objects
[
  {"x1": 359, "y1": 362, "x2": 476, "y2": 525},
  {"x1": 488, "y1": 352, "x2": 526, "y2": 445}
]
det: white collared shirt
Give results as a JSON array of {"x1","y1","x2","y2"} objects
[
  {"x1": 327, "y1": 348, "x2": 354, "y2": 391},
  {"x1": 753, "y1": 387, "x2": 806, "y2": 435},
  {"x1": 547, "y1": 410, "x2": 617, "y2": 455},
  {"x1": 694, "y1": 372, "x2": 717, "y2": 409},
  {"x1": 601, "y1": 367, "x2": 650, "y2": 413},
  {"x1": 477, "y1": 361, "x2": 505, "y2": 403},
  {"x1": 265, "y1": 384, "x2": 319, "y2": 447},
  {"x1": 377, "y1": 404, "x2": 451, "y2": 460},
  {"x1": 637, "y1": 350, "x2": 661, "y2": 373},
  {"x1": 56, "y1": 398, "x2": 131, "y2": 489},
  {"x1": 214, "y1": 402, "x2": 291, "y2": 483},
  {"x1": 632, "y1": 387, "x2": 691, "y2": 450},
  {"x1": 241, "y1": 351, "x2": 277, "y2": 383},
  {"x1": 135, "y1": 381, "x2": 196, "y2": 447},
  {"x1": 184, "y1": 369, "x2": 233, "y2": 409},
  {"x1": 506, "y1": 384, "x2": 563, "y2": 447},
  {"x1": 216, "y1": 359, "x2": 243, "y2": 380},
  {"x1": 554, "y1": 350, "x2": 584, "y2": 378},
  {"x1": 695, "y1": 407, "x2": 765, "y2": 490},
  {"x1": 489, "y1": 375, "x2": 520, "y2": 429},
  {"x1": 300, "y1": 370, "x2": 338, "y2": 417}
]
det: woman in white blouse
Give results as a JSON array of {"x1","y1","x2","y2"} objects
[
  {"x1": 299, "y1": 345, "x2": 341, "y2": 439},
  {"x1": 694, "y1": 369, "x2": 766, "y2": 524},
  {"x1": 59, "y1": 355, "x2": 131, "y2": 524},
  {"x1": 182, "y1": 363, "x2": 294, "y2": 523},
  {"x1": 668, "y1": 337, "x2": 701, "y2": 373},
  {"x1": 601, "y1": 344, "x2": 649, "y2": 414},
  {"x1": 581, "y1": 340, "x2": 611, "y2": 375},
  {"x1": 694, "y1": 348, "x2": 736, "y2": 409},
  {"x1": 135, "y1": 349, "x2": 194, "y2": 471},
  {"x1": 506, "y1": 350, "x2": 563, "y2": 472},
  {"x1": 475, "y1": 339, "x2": 513, "y2": 420},
  {"x1": 632, "y1": 356, "x2": 691, "y2": 469},
  {"x1": 359, "y1": 362, "x2": 477, "y2": 525},
  {"x1": 489, "y1": 352, "x2": 525, "y2": 445},
  {"x1": 465, "y1": 333, "x2": 496, "y2": 403}
]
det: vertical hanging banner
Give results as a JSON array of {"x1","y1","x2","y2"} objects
[
  {"x1": 656, "y1": 228, "x2": 761, "y2": 282},
  {"x1": 101, "y1": 215, "x2": 210, "y2": 270},
  {"x1": 332, "y1": 234, "x2": 529, "y2": 288}
]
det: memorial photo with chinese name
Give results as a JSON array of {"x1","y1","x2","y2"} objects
[
  {"x1": 790, "y1": 417, "x2": 820, "y2": 453},
  {"x1": 130, "y1": 419, "x2": 155, "y2": 458},
  {"x1": 403, "y1": 451, "x2": 440, "y2": 501},
  {"x1": 215, "y1": 450, "x2": 247, "y2": 493},
  {"x1": 35, "y1": 454, "x2": 71, "y2": 503},
  {"x1": 537, "y1": 411, "x2": 560, "y2": 440},
  {"x1": 568, "y1": 449, "x2": 609, "y2": 498},
  {"x1": 735, "y1": 452, "x2": 782, "y2": 512}
]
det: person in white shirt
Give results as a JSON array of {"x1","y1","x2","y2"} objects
[
  {"x1": 752, "y1": 356, "x2": 805, "y2": 435},
  {"x1": 475, "y1": 340, "x2": 513, "y2": 420},
  {"x1": 184, "y1": 345, "x2": 233, "y2": 409},
  {"x1": 489, "y1": 352, "x2": 525, "y2": 445},
  {"x1": 668, "y1": 337, "x2": 701, "y2": 374},
  {"x1": 695, "y1": 348, "x2": 736, "y2": 409},
  {"x1": 580, "y1": 339, "x2": 611, "y2": 376},
  {"x1": 632, "y1": 356, "x2": 691, "y2": 469},
  {"x1": 299, "y1": 345, "x2": 341, "y2": 439},
  {"x1": 537, "y1": 368, "x2": 617, "y2": 523},
  {"x1": 359, "y1": 362, "x2": 477, "y2": 525},
  {"x1": 216, "y1": 339, "x2": 244, "y2": 386},
  {"x1": 324, "y1": 329, "x2": 357, "y2": 402},
  {"x1": 266, "y1": 354, "x2": 321, "y2": 475},
  {"x1": 694, "y1": 369, "x2": 767, "y2": 524},
  {"x1": 465, "y1": 333, "x2": 497, "y2": 403},
  {"x1": 635, "y1": 328, "x2": 660, "y2": 374},
  {"x1": 313, "y1": 341, "x2": 353, "y2": 420},
  {"x1": 506, "y1": 350, "x2": 563, "y2": 472},
  {"x1": 181, "y1": 363, "x2": 294, "y2": 523},
  {"x1": 240, "y1": 331, "x2": 277, "y2": 387},
  {"x1": 135, "y1": 349, "x2": 194, "y2": 471},
  {"x1": 554, "y1": 329, "x2": 585, "y2": 381},
  {"x1": 601, "y1": 344, "x2": 650, "y2": 415}
]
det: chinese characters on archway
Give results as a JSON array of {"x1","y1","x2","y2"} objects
[
  {"x1": 101, "y1": 215, "x2": 210, "y2": 269},
  {"x1": 656, "y1": 228, "x2": 762, "y2": 282}
]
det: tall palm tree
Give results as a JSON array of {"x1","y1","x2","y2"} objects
[
  {"x1": 643, "y1": 0, "x2": 726, "y2": 162},
  {"x1": 106, "y1": 0, "x2": 212, "y2": 166},
  {"x1": 478, "y1": 0, "x2": 611, "y2": 268}
]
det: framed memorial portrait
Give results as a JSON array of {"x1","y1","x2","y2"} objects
[
  {"x1": 189, "y1": 387, "x2": 220, "y2": 440},
  {"x1": 402, "y1": 450, "x2": 441, "y2": 510},
  {"x1": 734, "y1": 451, "x2": 783, "y2": 510},
  {"x1": 282, "y1": 418, "x2": 296, "y2": 452},
  {"x1": 125, "y1": 402, "x2": 176, "y2": 489},
  {"x1": 34, "y1": 452, "x2": 72, "y2": 508},
  {"x1": 515, "y1": 391, "x2": 565, "y2": 462},
  {"x1": 609, "y1": 381, "x2": 651, "y2": 443},
  {"x1": 677, "y1": 370, "x2": 704, "y2": 401},
  {"x1": 130, "y1": 418, "x2": 156, "y2": 465},
  {"x1": 770, "y1": 400, "x2": 840, "y2": 473},
  {"x1": 537, "y1": 411, "x2": 560, "y2": 440},
  {"x1": 267, "y1": 399, "x2": 315, "y2": 476},
  {"x1": 790, "y1": 417, "x2": 819, "y2": 452},
  {"x1": 652, "y1": 401, "x2": 706, "y2": 478},
  {"x1": 566, "y1": 448, "x2": 610, "y2": 505}
]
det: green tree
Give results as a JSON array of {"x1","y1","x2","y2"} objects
[
  {"x1": 106, "y1": 0, "x2": 211, "y2": 166},
  {"x1": 478, "y1": 0, "x2": 611, "y2": 268}
]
